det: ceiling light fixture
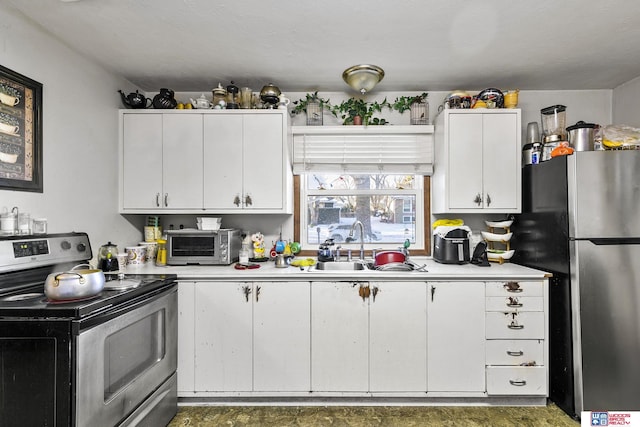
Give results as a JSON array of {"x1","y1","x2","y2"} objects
[{"x1": 342, "y1": 64, "x2": 385, "y2": 95}]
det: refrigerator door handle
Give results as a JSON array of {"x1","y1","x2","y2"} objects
[{"x1": 586, "y1": 238, "x2": 640, "y2": 245}]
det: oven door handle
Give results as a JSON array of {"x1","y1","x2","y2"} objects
[{"x1": 76, "y1": 284, "x2": 177, "y2": 333}]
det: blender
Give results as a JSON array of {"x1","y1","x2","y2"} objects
[
  {"x1": 541, "y1": 105, "x2": 567, "y2": 139},
  {"x1": 541, "y1": 105, "x2": 567, "y2": 161}
]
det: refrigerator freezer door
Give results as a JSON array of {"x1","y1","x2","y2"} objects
[
  {"x1": 571, "y1": 239, "x2": 640, "y2": 413},
  {"x1": 568, "y1": 151, "x2": 640, "y2": 239}
]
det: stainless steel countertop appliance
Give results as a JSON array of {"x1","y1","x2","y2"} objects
[
  {"x1": 512, "y1": 151, "x2": 640, "y2": 420},
  {"x1": 0, "y1": 232, "x2": 178, "y2": 427}
]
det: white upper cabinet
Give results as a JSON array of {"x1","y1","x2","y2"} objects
[
  {"x1": 119, "y1": 110, "x2": 292, "y2": 214},
  {"x1": 432, "y1": 109, "x2": 521, "y2": 213},
  {"x1": 203, "y1": 113, "x2": 289, "y2": 212}
]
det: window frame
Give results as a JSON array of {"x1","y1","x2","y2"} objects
[{"x1": 293, "y1": 175, "x2": 431, "y2": 257}]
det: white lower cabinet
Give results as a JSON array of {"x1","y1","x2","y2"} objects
[
  {"x1": 311, "y1": 281, "x2": 427, "y2": 393},
  {"x1": 178, "y1": 278, "x2": 548, "y2": 400},
  {"x1": 427, "y1": 281, "x2": 486, "y2": 393},
  {"x1": 177, "y1": 281, "x2": 195, "y2": 394},
  {"x1": 311, "y1": 281, "x2": 368, "y2": 392},
  {"x1": 192, "y1": 281, "x2": 310, "y2": 393},
  {"x1": 369, "y1": 281, "x2": 428, "y2": 392}
]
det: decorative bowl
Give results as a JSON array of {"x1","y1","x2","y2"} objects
[
  {"x1": 481, "y1": 231, "x2": 513, "y2": 242},
  {"x1": 487, "y1": 249, "x2": 515, "y2": 261},
  {"x1": 485, "y1": 219, "x2": 514, "y2": 229}
]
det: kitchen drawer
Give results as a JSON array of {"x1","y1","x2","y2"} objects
[
  {"x1": 486, "y1": 281, "x2": 543, "y2": 297},
  {"x1": 486, "y1": 312, "x2": 545, "y2": 339},
  {"x1": 486, "y1": 339, "x2": 544, "y2": 366},
  {"x1": 486, "y1": 366, "x2": 547, "y2": 395},
  {"x1": 485, "y1": 296, "x2": 543, "y2": 312}
]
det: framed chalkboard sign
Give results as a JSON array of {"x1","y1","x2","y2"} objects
[{"x1": 0, "y1": 65, "x2": 43, "y2": 193}]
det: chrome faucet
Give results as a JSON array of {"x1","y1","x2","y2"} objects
[{"x1": 348, "y1": 220, "x2": 365, "y2": 260}]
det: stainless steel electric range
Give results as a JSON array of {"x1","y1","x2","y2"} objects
[{"x1": 0, "y1": 232, "x2": 178, "y2": 427}]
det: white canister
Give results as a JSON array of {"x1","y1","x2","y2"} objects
[
  {"x1": 125, "y1": 246, "x2": 147, "y2": 265},
  {"x1": 139, "y1": 241, "x2": 158, "y2": 264}
]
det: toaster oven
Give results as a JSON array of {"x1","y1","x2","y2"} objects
[{"x1": 166, "y1": 228, "x2": 241, "y2": 265}]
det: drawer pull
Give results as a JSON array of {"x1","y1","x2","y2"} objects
[
  {"x1": 504, "y1": 282, "x2": 522, "y2": 293},
  {"x1": 507, "y1": 297, "x2": 522, "y2": 308},
  {"x1": 508, "y1": 322, "x2": 524, "y2": 330},
  {"x1": 507, "y1": 350, "x2": 524, "y2": 356},
  {"x1": 509, "y1": 379, "x2": 527, "y2": 386}
]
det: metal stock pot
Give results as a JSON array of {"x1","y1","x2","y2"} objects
[{"x1": 44, "y1": 264, "x2": 105, "y2": 300}]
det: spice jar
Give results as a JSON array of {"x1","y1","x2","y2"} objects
[{"x1": 155, "y1": 239, "x2": 167, "y2": 266}]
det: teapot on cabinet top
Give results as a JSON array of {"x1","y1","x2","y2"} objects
[
  {"x1": 118, "y1": 90, "x2": 151, "y2": 109},
  {"x1": 151, "y1": 88, "x2": 178, "y2": 109},
  {"x1": 190, "y1": 94, "x2": 212, "y2": 109}
]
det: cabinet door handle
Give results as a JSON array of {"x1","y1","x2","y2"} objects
[
  {"x1": 233, "y1": 195, "x2": 241, "y2": 207},
  {"x1": 507, "y1": 302, "x2": 523, "y2": 308},
  {"x1": 509, "y1": 379, "x2": 527, "y2": 386},
  {"x1": 430, "y1": 285, "x2": 436, "y2": 302},
  {"x1": 164, "y1": 193, "x2": 168, "y2": 207},
  {"x1": 473, "y1": 193, "x2": 483, "y2": 206},
  {"x1": 245, "y1": 194, "x2": 252, "y2": 207},
  {"x1": 242, "y1": 285, "x2": 252, "y2": 302},
  {"x1": 255, "y1": 285, "x2": 261, "y2": 302},
  {"x1": 156, "y1": 193, "x2": 160, "y2": 207},
  {"x1": 507, "y1": 350, "x2": 524, "y2": 357},
  {"x1": 486, "y1": 193, "x2": 492, "y2": 207},
  {"x1": 371, "y1": 286, "x2": 379, "y2": 302}
]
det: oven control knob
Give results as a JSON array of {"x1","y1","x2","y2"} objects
[
  {"x1": 77, "y1": 243, "x2": 87, "y2": 252},
  {"x1": 60, "y1": 240, "x2": 72, "y2": 250}
]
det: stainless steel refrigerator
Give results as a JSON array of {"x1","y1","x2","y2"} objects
[{"x1": 512, "y1": 150, "x2": 640, "y2": 419}]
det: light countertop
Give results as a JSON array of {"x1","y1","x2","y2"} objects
[{"x1": 121, "y1": 257, "x2": 550, "y2": 282}]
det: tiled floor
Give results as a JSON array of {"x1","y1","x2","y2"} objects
[{"x1": 168, "y1": 403, "x2": 580, "y2": 426}]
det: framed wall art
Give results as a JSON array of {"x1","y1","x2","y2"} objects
[{"x1": 0, "y1": 65, "x2": 43, "y2": 192}]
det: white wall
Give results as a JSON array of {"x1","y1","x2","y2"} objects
[
  {"x1": 0, "y1": 4, "x2": 142, "y2": 260},
  {"x1": 613, "y1": 75, "x2": 640, "y2": 127}
]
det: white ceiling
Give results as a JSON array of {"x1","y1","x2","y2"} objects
[{"x1": 5, "y1": 0, "x2": 640, "y2": 93}]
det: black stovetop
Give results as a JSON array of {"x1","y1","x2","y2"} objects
[{"x1": 0, "y1": 272, "x2": 177, "y2": 318}]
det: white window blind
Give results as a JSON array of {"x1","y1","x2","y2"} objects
[{"x1": 292, "y1": 128, "x2": 434, "y2": 174}]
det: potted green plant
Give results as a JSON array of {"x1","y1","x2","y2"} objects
[
  {"x1": 392, "y1": 92, "x2": 429, "y2": 124},
  {"x1": 331, "y1": 97, "x2": 391, "y2": 126},
  {"x1": 291, "y1": 92, "x2": 332, "y2": 126}
]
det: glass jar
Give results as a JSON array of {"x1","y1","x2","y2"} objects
[
  {"x1": 18, "y1": 213, "x2": 30, "y2": 235},
  {"x1": 155, "y1": 239, "x2": 167, "y2": 266},
  {"x1": 32, "y1": 218, "x2": 48, "y2": 234},
  {"x1": 211, "y1": 83, "x2": 227, "y2": 107},
  {"x1": 239, "y1": 243, "x2": 250, "y2": 264}
]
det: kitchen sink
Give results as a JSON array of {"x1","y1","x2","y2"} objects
[{"x1": 313, "y1": 261, "x2": 370, "y2": 271}]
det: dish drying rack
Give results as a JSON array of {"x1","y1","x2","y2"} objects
[{"x1": 482, "y1": 220, "x2": 514, "y2": 264}]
